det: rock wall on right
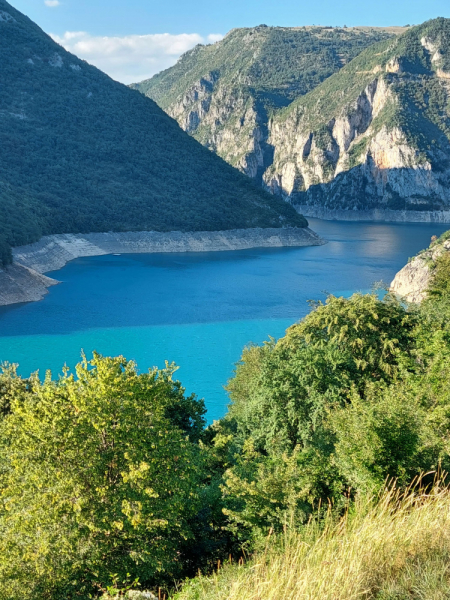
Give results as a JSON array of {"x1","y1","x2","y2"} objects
[{"x1": 390, "y1": 235, "x2": 450, "y2": 302}]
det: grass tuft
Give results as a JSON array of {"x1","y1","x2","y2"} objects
[{"x1": 174, "y1": 482, "x2": 450, "y2": 600}]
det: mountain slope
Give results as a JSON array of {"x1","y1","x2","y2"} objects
[
  {"x1": 263, "y1": 18, "x2": 450, "y2": 213},
  {"x1": 0, "y1": 1, "x2": 307, "y2": 265},
  {"x1": 132, "y1": 26, "x2": 395, "y2": 181}
]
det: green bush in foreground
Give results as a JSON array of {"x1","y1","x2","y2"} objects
[
  {"x1": 0, "y1": 354, "x2": 206, "y2": 599},
  {"x1": 220, "y1": 293, "x2": 443, "y2": 539}
]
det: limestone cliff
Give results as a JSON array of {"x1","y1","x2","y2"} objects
[
  {"x1": 390, "y1": 232, "x2": 450, "y2": 302},
  {"x1": 167, "y1": 81, "x2": 272, "y2": 180},
  {"x1": 264, "y1": 19, "x2": 450, "y2": 215},
  {"x1": 133, "y1": 26, "x2": 394, "y2": 180}
]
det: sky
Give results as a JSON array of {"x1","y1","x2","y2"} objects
[{"x1": 10, "y1": 0, "x2": 450, "y2": 84}]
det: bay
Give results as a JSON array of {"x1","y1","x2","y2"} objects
[{"x1": 0, "y1": 218, "x2": 448, "y2": 421}]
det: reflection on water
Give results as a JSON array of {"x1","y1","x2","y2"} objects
[{"x1": 0, "y1": 218, "x2": 448, "y2": 420}]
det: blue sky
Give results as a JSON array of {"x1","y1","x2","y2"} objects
[{"x1": 10, "y1": 0, "x2": 450, "y2": 83}]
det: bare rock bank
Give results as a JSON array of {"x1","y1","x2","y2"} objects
[
  {"x1": 0, "y1": 264, "x2": 59, "y2": 307},
  {"x1": 1, "y1": 227, "x2": 324, "y2": 307},
  {"x1": 295, "y1": 205, "x2": 450, "y2": 224},
  {"x1": 390, "y1": 237, "x2": 450, "y2": 302}
]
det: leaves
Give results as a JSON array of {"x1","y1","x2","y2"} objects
[{"x1": 0, "y1": 353, "x2": 206, "y2": 599}]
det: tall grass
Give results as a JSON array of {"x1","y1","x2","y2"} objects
[{"x1": 174, "y1": 481, "x2": 450, "y2": 600}]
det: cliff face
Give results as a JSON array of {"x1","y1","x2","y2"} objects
[
  {"x1": 133, "y1": 26, "x2": 395, "y2": 180},
  {"x1": 137, "y1": 20, "x2": 450, "y2": 218},
  {"x1": 167, "y1": 80, "x2": 272, "y2": 180},
  {"x1": 264, "y1": 20, "x2": 450, "y2": 212},
  {"x1": 390, "y1": 233, "x2": 450, "y2": 302}
]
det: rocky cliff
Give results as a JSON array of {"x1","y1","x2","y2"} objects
[
  {"x1": 390, "y1": 231, "x2": 450, "y2": 302},
  {"x1": 264, "y1": 19, "x2": 450, "y2": 215},
  {"x1": 136, "y1": 20, "x2": 450, "y2": 220},
  {"x1": 133, "y1": 26, "x2": 394, "y2": 181}
]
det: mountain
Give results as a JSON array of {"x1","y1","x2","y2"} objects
[
  {"x1": 132, "y1": 26, "x2": 396, "y2": 182},
  {"x1": 263, "y1": 18, "x2": 450, "y2": 214},
  {"x1": 0, "y1": 1, "x2": 307, "y2": 266}
]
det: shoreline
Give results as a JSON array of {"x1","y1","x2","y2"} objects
[
  {"x1": 295, "y1": 205, "x2": 450, "y2": 223},
  {"x1": 1, "y1": 227, "x2": 325, "y2": 307}
]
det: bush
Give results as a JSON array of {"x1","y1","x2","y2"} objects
[{"x1": 0, "y1": 354, "x2": 206, "y2": 599}]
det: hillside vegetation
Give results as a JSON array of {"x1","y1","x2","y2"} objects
[
  {"x1": 132, "y1": 26, "x2": 394, "y2": 180},
  {"x1": 135, "y1": 26, "x2": 394, "y2": 110},
  {"x1": 175, "y1": 485, "x2": 450, "y2": 600},
  {"x1": 2, "y1": 230, "x2": 450, "y2": 598},
  {"x1": 0, "y1": 0, "x2": 306, "y2": 266}
]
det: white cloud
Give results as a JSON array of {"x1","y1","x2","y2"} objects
[
  {"x1": 45, "y1": 0, "x2": 60, "y2": 7},
  {"x1": 50, "y1": 31, "x2": 224, "y2": 84}
]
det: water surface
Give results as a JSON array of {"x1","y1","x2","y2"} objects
[{"x1": 0, "y1": 219, "x2": 448, "y2": 420}]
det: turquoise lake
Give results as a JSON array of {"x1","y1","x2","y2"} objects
[{"x1": 0, "y1": 218, "x2": 449, "y2": 421}]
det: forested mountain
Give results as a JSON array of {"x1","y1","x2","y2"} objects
[
  {"x1": 0, "y1": 1, "x2": 306, "y2": 266},
  {"x1": 264, "y1": 18, "x2": 450, "y2": 212},
  {"x1": 132, "y1": 26, "x2": 396, "y2": 181}
]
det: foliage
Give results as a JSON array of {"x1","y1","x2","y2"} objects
[
  {"x1": 428, "y1": 251, "x2": 450, "y2": 300},
  {"x1": 0, "y1": 0, "x2": 306, "y2": 266},
  {"x1": 0, "y1": 354, "x2": 206, "y2": 599},
  {"x1": 330, "y1": 383, "x2": 439, "y2": 491},
  {"x1": 219, "y1": 291, "x2": 448, "y2": 538},
  {"x1": 135, "y1": 26, "x2": 393, "y2": 111},
  {"x1": 226, "y1": 293, "x2": 417, "y2": 454}
]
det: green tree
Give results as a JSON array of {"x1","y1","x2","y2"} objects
[
  {"x1": 221, "y1": 293, "x2": 421, "y2": 537},
  {"x1": 0, "y1": 353, "x2": 206, "y2": 600},
  {"x1": 227, "y1": 293, "x2": 418, "y2": 453}
]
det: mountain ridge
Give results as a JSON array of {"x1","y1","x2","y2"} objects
[
  {"x1": 132, "y1": 26, "x2": 395, "y2": 181},
  {"x1": 135, "y1": 19, "x2": 450, "y2": 218},
  {"x1": 264, "y1": 18, "x2": 450, "y2": 212}
]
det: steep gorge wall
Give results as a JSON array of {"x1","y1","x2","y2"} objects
[
  {"x1": 263, "y1": 72, "x2": 450, "y2": 213},
  {"x1": 168, "y1": 78, "x2": 273, "y2": 180},
  {"x1": 155, "y1": 24, "x2": 450, "y2": 219}
]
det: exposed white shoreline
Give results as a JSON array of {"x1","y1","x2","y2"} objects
[
  {"x1": 0, "y1": 227, "x2": 325, "y2": 307},
  {"x1": 295, "y1": 205, "x2": 450, "y2": 223}
]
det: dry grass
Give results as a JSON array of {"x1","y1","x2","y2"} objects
[{"x1": 174, "y1": 482, "x2": 450, "y2": 600}]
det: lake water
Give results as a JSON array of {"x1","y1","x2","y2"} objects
[{"x1": 0, "y1": 218, "x2": 448, "y2": 421}]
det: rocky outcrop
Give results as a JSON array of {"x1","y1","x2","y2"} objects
[
  {"x1": 264, "y1": 74, "x2": 450, "y2": 212},
  {"x1": 169, "y1": 71, "x2": 219, "y2": 134},
  {"x1": 0, "y1": 264, "x2": 58, "y2": 306},
  {"x1": 168, "y1": 83, "x2": 272, "y2": 180},
  {"x1": 3, "y1": 227, "x2": 324, "y2": 306},
  {"x1": 390, "y1": 237, "x2": 450, "y2": 302}
]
